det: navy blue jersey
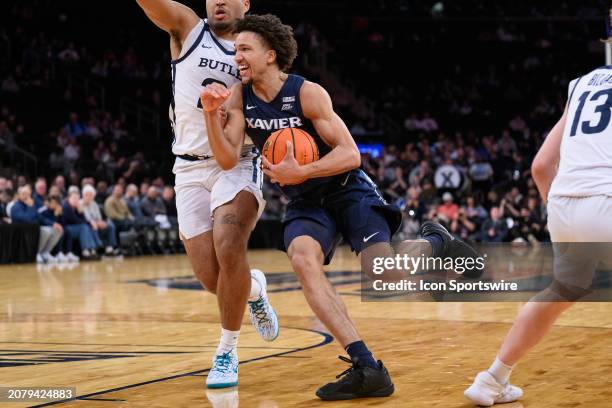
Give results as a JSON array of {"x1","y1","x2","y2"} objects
[{"x1": 243, "y1": 74, "x2": 346, "y2": 198}]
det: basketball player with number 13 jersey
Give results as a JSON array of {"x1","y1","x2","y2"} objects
[{"x1": 465, "y1": 66, "x2": 612, "y2": 406}]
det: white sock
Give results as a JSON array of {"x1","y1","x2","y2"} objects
[
  {"x1": 488, "y1": 356, "x2": 514, "y2": 384},
  {"x1": 216, "y1": 328, "x2": 240, "y2": 355},
  {"x1": 248, "y1": 276, "x2": 263, "y2": 301}
]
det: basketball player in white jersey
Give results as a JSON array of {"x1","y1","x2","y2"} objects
[
  {"x1": 465, "y1": 66, "x2": 612, "y2": 405},
  {"x1": 135, "y1": 0, "x2": 279, "y2": 388}
]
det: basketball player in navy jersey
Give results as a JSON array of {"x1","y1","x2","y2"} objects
[
  {"x1": 465, "y1": 65, "x2": 612, "y2": 405},
  {"x1": 201, "y1": 14, "x2": 480, "y2": 400},
  {"x1": 135, "y1": 0, "x2": 279, "y2": 389}
]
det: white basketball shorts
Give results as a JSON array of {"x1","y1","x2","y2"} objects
[
  {"x1": 547, "y1": 195, "x2": 612, "y2": 290},
  {"x1": 173, "y1": 153, "x2": 265, "y2": 240}
]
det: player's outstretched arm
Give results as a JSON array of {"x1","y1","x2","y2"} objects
[
  {"x1": 299, "y1": 81, "x2": 361, "y2": 178},
  {"x1": 135, "y1": 0, "x2": 199, "y2": 38},
  {"x1": 201, "y1": 83, "x2": 246, "y2": 170},
  {"x1": 531, "y1": 103, "x2": 568, "y2": 202}
]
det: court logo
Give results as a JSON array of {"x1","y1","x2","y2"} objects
[{"x1": 127, "y1": 271, "x2": 360, "y2": 293}]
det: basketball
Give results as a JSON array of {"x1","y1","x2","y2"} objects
[{"x1": 262, "y1": 127, "x2": 320, "y2": 165}]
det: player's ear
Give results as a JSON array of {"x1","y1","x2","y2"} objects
[
  {"x1": 267, "y1": 49, "x2": 277, "y2": 65},
  {"x1": 242, "y1": 0, "x2": 251, "y2": 13}
]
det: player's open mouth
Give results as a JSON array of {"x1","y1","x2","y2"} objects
[{"x1": 239, "y1": 65, "x2": 250, "y2": 76}]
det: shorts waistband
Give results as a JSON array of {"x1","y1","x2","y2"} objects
[
  {"x1": 176, "y1": 150, "x2": 257, "y2": 162},
  {"x1": 177, "y1": 154, "x2": 212, "y2": 162}
]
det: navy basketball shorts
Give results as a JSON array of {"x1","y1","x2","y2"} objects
[{"x1": 282, "y1": 170, "x2": 402, "y2": 265}]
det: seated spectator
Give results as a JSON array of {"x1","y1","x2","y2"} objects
[
  {"x1": 384, "y1": 166, "x2": 408, "y2": 200},
  {"x1": 162, "y1": 186, "x2": 178, "y2": 225},
  {"x1": 61, "y1": 191, "x2": 101, "y2": 260},
  {"x1": 95, "y1": 180, "x2": 110, "y2": 207},
  {"x1": 33, "y1": 177, "x2": 47, "y2": 209},
  {"x1": 53, "y1": 175, "x2": 66, "y2": 197},
  {"x1": 398, "y1": 188, "x2": 423, "y2": 241},
  {"x1": 450, "y1": 207, "x2": 477, "y2": 241},
  {"x1": 481, "y1": 206, "x2": 508, "y2": 242},
  {"x1": 140, "y1": 186, "x2": 166, "y2": 218},
  {"x1": 10, "y1": 185, "x2": 63, "y2": 264},
  {"x1": 39, "y1": 196, "x2": 79, "y2": 262},
  {"x1": 139, "y1": 182, "x2": 149, "y2": 198},
  {"x1": 81, "y1": 177, "x2": 95, "y2": 189},
  {"x1": 464, "y1": 196, "x2": 488, "y2": 221},
  {"x1": 48, "y1": 185, "x2": 62, "y2": 199},
  {"x1": 4, "y1": 188, "x2": 17, "y2": 220},
  {"x1": 469, "y1": 154, "x2": 494, "y2": 193},
  {"x1": 405, "y1": 187, "x2": 426, "y2": 221},
  {"x1": 437, "y1": 192, "x2": 459, "y2": 222},
  {"x1": 140, "y1": 186, "x2": 170, "y2": 228},
  {"x1": 81, "y1": 185, "x2": 120, "y2": 256},
  {"x1": 0, "y1": 188, "x2": 13, "y2": 223},
  {"x1": 64, "y1": 112, "x2": 85, "y2": 138},
  {"x1": 104, "y1": 184, "x2": 134, "y2": 230},
  {"x1": 124, "y1": 183, "x2": 144, "y2": 218}
]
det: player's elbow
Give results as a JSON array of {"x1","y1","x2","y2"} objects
[
  {"x1": 531, "y1": 156, "x2": 549, "y2": 181},
  {"x1": 217, "y1": 156, "x2": 239, "y2": 171},
  {"x1": 347, "y1": 148, "x2": 361, "y2": 170}
]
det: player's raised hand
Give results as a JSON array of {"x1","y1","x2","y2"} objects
[
  {"x1": 200, "y1": 83, "x2": 231, "y2": 112},
  {"x1": 262, "y1": 141, "x2": 307, "y2": 186}
]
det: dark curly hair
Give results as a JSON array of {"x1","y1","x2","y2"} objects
[{"x1": 234, "y1": 14, "x2": 298, "y2": 73}]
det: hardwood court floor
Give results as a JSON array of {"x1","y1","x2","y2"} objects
[{"x1": 2, "y1": 247, "x2": 612, "y2": 407}]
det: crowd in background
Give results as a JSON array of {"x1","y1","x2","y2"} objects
[
  {"x1": 2, "y1": 0, "x2": 608, "y2": 262},
  {"x1": 0, "y1": 174, "x2": 180, "y2": 263}
]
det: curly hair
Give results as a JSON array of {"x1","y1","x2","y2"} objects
[{"x1": 234, "y1": 14, "x2": 298, "y2": 72}]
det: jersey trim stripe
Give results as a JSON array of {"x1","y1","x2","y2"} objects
[
  {"x1": 171, "y1": 22, "x2": 207, "y2": 65},
  {"x1": 206, "y1": 24, "x2": 236, "y2": 56},
  {"x1": 251, "y1": 153, "x2": 260, "y2": 183},
  {"x1": 567, "y1": 75, "x2": 583, "y2": 106},
  {"x1": 171, "y1": 63, "x2": 177, "y2": 147}
]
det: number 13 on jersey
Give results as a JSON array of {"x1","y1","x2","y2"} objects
[{"x1": 570, "y1": 89, "x2": 612, "y2": 136}]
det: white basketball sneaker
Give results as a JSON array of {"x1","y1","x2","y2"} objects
[
  {"x1": 66, "y1": 252, "x2": 80, "y2": 262},
  {"x1": 42, "y1": 252, "x2": 58, "y2": 263},
  {"x1": 248, "y1": 269, "x2": 279, "y2": 341},
  {"x1": 207, "y1": 349, "x2": 239, "y2": 389},
  {"x1": 464, "y1": 371, "x2": 523, "y2": 406},
  {"x1": 55, "y1": 252, "x2": 69, "y2": 263}
]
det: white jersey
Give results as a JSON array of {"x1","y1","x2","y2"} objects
[
  {"x1": 549, "y1": 66, "x2": 612, "y2": 198},
  {"x1": 170, "y1": 19, "x2": 252, "y2": 165}
]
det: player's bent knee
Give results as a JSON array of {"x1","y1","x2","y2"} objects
[
  {"x1": 290, "y1": 253, "x2": 311, "y2": 273},
  {"x1": 194, "y1": 269, "x2": 218, "y2": 294},
  {"x1": 534, "y1": 279, "x2": 592, "y2": 302},
  {"x1": 289, "y1": 252, "x2": 322, "y2": 283}
]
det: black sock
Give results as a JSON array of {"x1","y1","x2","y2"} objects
[
  {"x1": 345, "y1": 340, "x2": 378, "y2": 369},
  {"x1": 424, "y1": 235, "x2": 444, "y2": 257}
]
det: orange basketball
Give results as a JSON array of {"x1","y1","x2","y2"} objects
[{"x1": 262, "y1": 128, "x2": 320, "y2": 165}]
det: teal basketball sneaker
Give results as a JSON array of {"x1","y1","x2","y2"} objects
[
  {"x1": 206, "y1": 350, "x2": 239, "y2": 389},
  {"x1": 248, "y1": 269, "x2": 280, "y2": 341}
]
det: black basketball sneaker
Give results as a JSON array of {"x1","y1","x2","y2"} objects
[
  {"x1": 418, "y1": 221, "x2": 484, "y2": 279},
  {"x1": 315, "y1": 356, "x2": 394, "y2": 401}
]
